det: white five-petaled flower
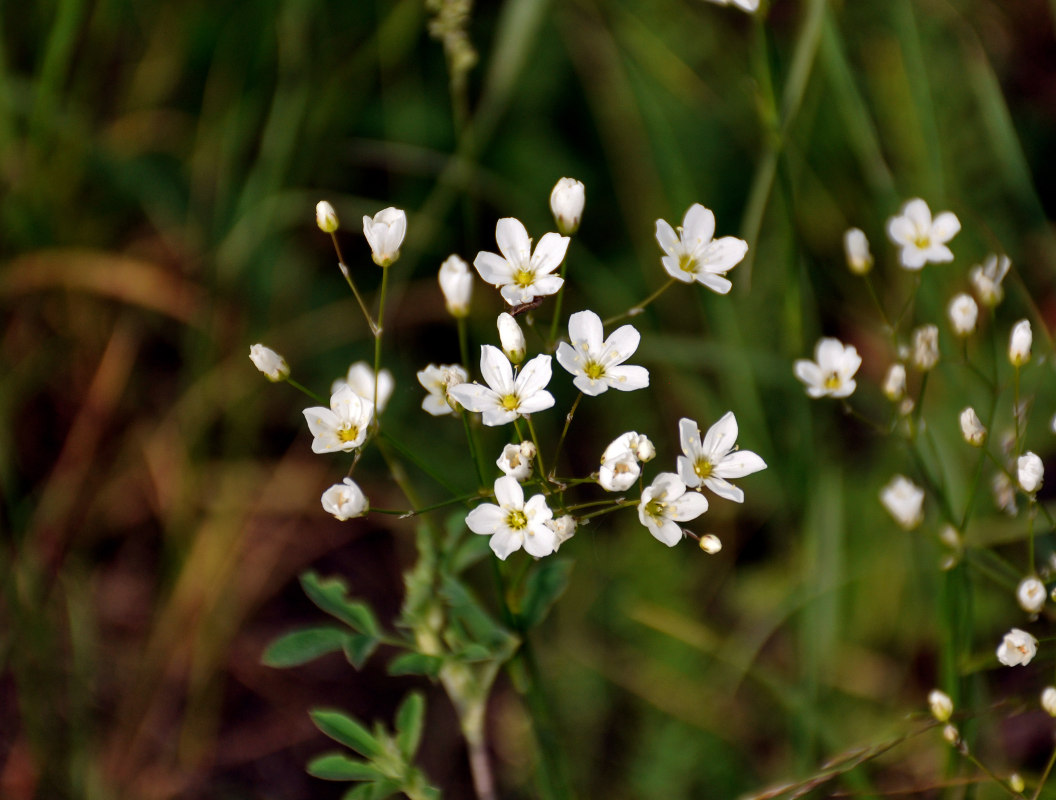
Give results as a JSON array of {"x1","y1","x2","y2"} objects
[
  {"x1": 655, "y1": 203, "x2": 748, "y2": 294},
  {"x1": 676, "y1": 413, "x2": 767, "y2": 503},
  {"x1": 970, "y1": 254, "x2": 1011, "y2": 306},
  {"x1": 438, "y1": 255, "x2": 473, "y2": 317},
  {"x1": 794, "y1": 337, "x2": 861, "y2": 399},
  {"x1": 997, "y1": 627, "x2": 1038, "y2": 666},
  {"x1": 880, "y1": 474, "x2": 925, "y2": 530},
  {"x1": 321, "y1": 477, "x2": 368, "y2": 520},
  {"x1": 473, "y1": 217, "x2": 569, "y2": 306},
  {"x1": 303, "y1": 385, "x2": 375, "y2": 454},
  {"x1": 843, "y1": 228, "x2": 873, "y2": 275},
  {"x1": 417, "y1": 363, "x2": 468, "y2": 416},
  {"x1": 363, "y1": 207, "x2": 407, "y2": 266},
  {"x1": 1018, "y1": 451, "x2": 1044, "y2": 493},
  {"x1": 947, "y1": 293, "x2": 978, "y2": 337},
  {"x1": 1018, "y1": 576, "x2": 1046, "y2": 615},
  {"x1": 638, "y1": 473, "x2": 710, "y2": 547},
  {"x1": 1009, "y1": 319, "x2": 1032, "y2": 367},
  {"x1": 555, "y1": 310, "x2": 649, "y2": 396},
  {"x1": 597, "y1": 432, "x2": 653, "y2": 492},
  {"x1": 332, "y1": 362, "x2": 394, "y2": 414},
  {"x1": 886, "y1": 198, "x2": 960, "y2": 270},
  {"x1": 550, "y1": 177, "x2": 585, "y2": 235},
  {"x1": 466, "y1": 475, "x2": 556, "y2": 560},
  {"x1": 316, "y1": 200, "x2": 339, "y2": 233},
  {"x1": 249, "y1": 343, "x2": 289, "y2": 382},
  {"x1": 448, "y1": 346, "x2": 555, "y2": 426},
  {"x1": 497, "y1": 441, "x2": 537, "y2": 482}
]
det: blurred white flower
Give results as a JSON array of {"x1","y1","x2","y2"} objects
[
  {"x1": 970, "y1": 254, "x2": 1010, "y2": 306},
  {"x1": 882, "y1": 363, "x2": 907, "y2": 402},
  {"x1": 417, "y1": 363, "x2": 468, "y2": 416},
  {"x1": 638, "y1": 472, "x2": 710, "y2": 547},
  {"x1": 321, "y1": 477, "x2": 368, "y2": 520},
  {"x1": 947, "y1": 293, "x2": 978, "y2": 337},
  {"x1": 676, "y1": 413, "x2": 767, "y2": 503},
  {"x1": 794, "y1": 337, "x2": 861, "y2": 399},
  {"x1": 880, "y1": 475, "x2": 925, "y2": 530},
  {"x1": 843, "y1": 228, "x2": 873, "y2": 275},
  {"x1": 992, "y1": 472, "x2": 1018, "y2": 515},
  {"x1": 546, "y1": 515, "x2": 577, "y2": 550},
  {"x1": 303, "y1": 385, "x2": 375, "y2": 453},
  {"x1": 1041, "y1": 687, "x2": 1056, "y2": 717},
  {"x1": 332, "y1": 362, "x2": 394, "y2": 413},
  {"x1": 959, "y1": 407, "x2": 986, "y2": 447},
  {"x1": 550, "y1": 177, "x2": 585, "y2": 235},
  {"x1": 556, "y1": 310, "x2": 649, "y2": 396},
  {"x1": 449, "y1": 346, "x2": 555, "y2": 426},
  {"x1": 1009, "y1": 319, "x2": 1032, "y2": 367},
  {"x1": 1018, "y1": 451, "x2": 1044, "y2": 493},
  {"x1": 316, "y1": 200, "x2": 339, "y2": 233},
  {"x1": 473, "y1": 217, "x2": 569, "y2": 306},
  {"x1": 1018, "y1": 576, "x2": 1046, "y2": 615},
  {"x1": 597, "y1": 432, "x2": 646, "y2": 492},
  {"x1": 466, "y1": 475, "x2": 555, "y2": 560},
  {"x1": 702, "y1": 0, "x2": 759, "y2": 12},
  {"x1": 438, "y1": 255, "x2": 473, "y2": 318},
  {"x1": 942, "y1": 724, "x2": 960, "y2": 746},
  {"x1": 249, "y1": 343, "x2": 289, "y2": 382},
  {"x1": 996, "y1": 628, "x2": 1038, "y2": 666},
  {"x1": 363, "y1": 207, "x2": 407, "y2": 266},
  {"x1": 655, "y1": 203, "x2": 748, "y2": 294},
  {"x1": 928, "y1": 689, "x2": 953, "y2": 722},
  {"x1": 911, "y1": 325, "x2": 940, "y2": 371},
  {"x1": 497, "y1": 312, "x2": 526, "y2": 364},
  {"x1": 886, "y1": 198, "x2": 960, "y2": 270},
  {"x1": 497, "y1": 441, "x2": 537, "y2": 482}
]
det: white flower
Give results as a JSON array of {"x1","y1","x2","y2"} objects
[
  {"x1": 928, "y1": 690, "x2": 953, "y2": 722},
  {"x1": 332, "y1": 362, "x2": 394, "y2": 413},
  {"x1": 996, "y1": 628, "x2": 1038, "y2": 666},
  {"x1": 497, "y1": 441, "x2": 536, "y2": 482},
  {"x1": 1009, "y1": 319, "x2": 1032, "y2": 367},
  {"x1": 843, "y1": 228, "x2": 873, "y2": 275},
  {"x1": 970, "y1": 254, "x2": 1011, "y2": 306},
  {"x1": 466, "y1": 475, "x2": 555, "y2": 559},
  {"x1": 1041, "y1": 687, "x2": 1056, "y2": 717},
  {"x1": 303, "y1": 385, "x2": 375, "y2": 454},
  {"x1": 249, "y1": 343, "x2": 289, "y2": 382},
  {"x1": 546, "y1": 515, "x2": 577, "y2": 550},
  {"x1": 794, "y1": 337, "x2": 861, "y2": 399},
  {"x1": 676, "y1": 413, "x2": 767, "y2": 503},
  {"x1": 911, "y1": 324, "x2": 940, "y2": 371},
  {"x1": 947, "y1": 293, "x2": 978, "y2": 337},
  {"x1": 655, "y1": 203, "x2": 748, "y2": 294},
  {"x1": 1018, "y1": 451, "x2": 1044, "y2": 493},
  {"x1": 1018, "y1": 576, "x2": 1046, "y2": 615},
  {"x1": 448, "y1": 346, "x2": 555, "y2": 426},
  {"x1": 497, "y1": 312, "x2": 526, "y2": 364},
  {"x1": 638, "y1": 473, "x2": 710, "y2": 547},
  {"x1": 959, "y1": 407, "x2": 986, "y2": 447},
  {"x1": 473, "y1": 218, "x2": 569, "y2": 306},
  {"x1": 438, "y1": 255, "x2": 473, "y2": 317},
  {"x1": 886, "y1": 198, "x2": 960, "y2": 270},
  {"x1": 555, "y1": 310, "x2": 649, "y2": 396},
  {"x1": 321, "y1": 477, "x2": 368, "y2": 520},
  {"x1": 882, "y1": 363, "x2": 907, "y2": 402},
  {"x1": 550, "y1": 177, "x2": 585, "y2": 235},
  {"x1": 316, "y1": 200, "x2": 339, "y2": 233},
  {"x1": 880, "y1": 475, "x2": 924, "y2": 530},
  {"x1": 417, "y1": 363, "x2": 468, "y2": 416},
  {"x1": 701, "y1": 0, "x2": 759, "y2": 12},
  {"x1": 635, "y1": 436, "x2": 656, "y2": 462},
  {"x1": 597, "y1": 432, "x2": 651, "y2": 492},
  {"x1": 362, "y1": 207, "x2": 407, "y2": 266}
]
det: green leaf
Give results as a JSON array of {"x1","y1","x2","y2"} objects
[
  {"x1": 343, "y1": 633, "x2": 379, "y2": 670},
  {"x1": 307, "y1": 753, "x2": 381, "y2": 782},
  {"x1": 310, "y1": 709, "x2": 381, "y2": 758},
  {"x1": 394, "y1": 692, "x2": 425, "y2": 759},
  {"x1": 343, "y1": 779, "x2": 400, "y2": 800},
  {"x1": 517, "y1": 559, "x2": 573, "y2": 630},
  {"x1": 449, "y1": 532, "x2": 491, "y2": 575},
  {"x1": 300, "y1": 571, "x2": 381, "y2": 635},
  {"x1": 261, "y1": 626, "x2": 348, "y2": 668},
  {"x1": 440, "y1": 576, "x2": 511, "y2": 648},
  {"x1": 387, "y1": 652, "x2": 443, "y2": 679}
]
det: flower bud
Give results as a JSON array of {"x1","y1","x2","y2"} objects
[
  {"x1": 635, "y1": 435, "x2": 656, "y2": 462},
  {"x1": 1018, "y1": 451, "x2": 1044, "y2": 493},
  {"x1": 497, "y1": 312, "x2": 526, "y2": 364},
  {"x1": 438, "y1": 255, "x2": 472, "y2": 317},
  {"x1": 363, "y1": 207, "x2": 407, "y2": 266},
  {"x1": 249, "y1": 343, "x2": 290, "y2": 382},
  {"x1": 928, "y1": 689, "x2": 953, "y2": 722},
  {"x1": 497, "y1": 441, "x2": 536, "y2": 481},
  {"x1": 321, "y1": 477, "x2": 368, "y2": 520},
  {"x1": 1041, "y1": 686, "x2": 1056, "y2": 717},
  {"x1": 1017, "y1": 576, "x2": 1046, "y2": 614},
  {"x1": 911, "y1": 325, "x2": 939, "y2": 371},
  {"x1": 843, "y1": 228, "x2": 873, "y2": 275},
  {"x1": 942, "y1": 724, "x2": 960, "y2": 746},
  {"x1": 1009, "y1": 319, "x2": 1032, "y2": 367},
  {"x1": 316, "y1": 200, "x2": 339, "y2": 233},
  {"x1": 550, "y1": 177, "x2": 585, "y2": 235},
  {"x1": 699, "y1": 534, "x2": 722, "y2": 554},
  {"x1": 997, "y1": 627, "x2": 1038, "y2": 666},
  {"x1": 1010, "y1": 775, "x2": 1025, "y2": 794},
  {"x1": 947, "y1": 293, "x2": 978, "y2": 337},
  {"x1": 959, "y1": 407, "x2": 986, "y2": 446},
  {"x1": 882, "y1": 363, "x2": 907, "y2": 402},
  {"x1": 970, "y1": 254, "x2": 1010, "y2": 306},
  {"x1": 547, "y1": 515, "x2": 577, "y2": 550},
  {"x1": 880, "y1": 474, "x2": 924, "y2": 530}
]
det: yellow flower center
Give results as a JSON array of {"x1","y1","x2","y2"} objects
[
  {"x1": 694, "y1": 458, "x2": 713, "y2": 479},
  {"x1": 513, "y1": 268, "x2": 535, "y2": 287},
  {"x1": 824, "y1": 372, "x2": 841, "y2": 390},
  {"x1": 501, "y1": 394, "x2": 520, "y2": 411},
  {"x1": 678, "y1": 253, "x2": 697, "y2": 274},
  {"x1": 338, "y1": 426, "x2": 360, "y2": 443},
  {"x1": 506, "y1": 509, "x2": 528, "y2": 530},
  {"x1": 584, "y1": 361, "x2": 605, "y2": 380},
  {"x1": 913, "y1": 234, "x2": 931, "y2": 250},
  {"x1": 645, "y1": 500, "x2": 665, "y2": 519}
]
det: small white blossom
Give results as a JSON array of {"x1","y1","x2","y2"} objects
[
  {"x1": 1041, "y1": 687, "x2": 1056, "y2": 717},
  {"x1": 1018, "y1": 451, "x2": 1044, "y2": 493},
  {"x1": 438, "y1": 255, "x2": 473, "y2": 318},
  {"x1": 597, "y1": 432, "x2": 647, "y2": 492},
  {"x1": 882, "y1": 363, "x2": 907, "y2": 402},
  {"x1": 497, "y1": 441, "x2": 537, "y2": 482},
  {"x1": 970, "y1": 254, "x2": 1011, "y2": 306},
  {"x1": 249, "y1": 344, "x2": 289, "y2": 382},
  {"x1": 942, "y1": 725, "x2": 960, "y2": 746},
  {"x1": 362, "y1": 207, "x2": 407, "y2": 266},
  {"x1": 843, "y1": 228, "x2": 873, "y2": 275},
  {"x1": 303, "y1": 385, "x2": 375, "y2": 454},
  {"x1": 928, "y1": 689, "x2": 953, "y2": 722},
  {"x1": 655, "y1": 203, "x2": 748, "y2": 294},
  {"x1": 473, "y1": 217, "x2": 569, "y2": 306},
  {"x1": 316, "y1": 200, "x2": 339, "y2": 233},
  {"x1": 699, "y1": 534, "x2": 722, "y2": 554},
  {"x1": 880, "y1": 475, "x2": 925, "y2": 530},
  {"x1": 546, "y1": 515, "x2": 577, "y2": 550},
  {"x1": 1018, "y1": 576, "x2": 1046, "y2": 615},
  {"x1": 886, "y1": 198, "x2": 960, "y2": 270},
  {"x1": 466, "y1": 475, "x2": 555, "y2": 559},
  {"x1": 449, "y1": 346, "x2": 555, "y2": 426},
  {"x1": 321, "y1": 477, "x2": 368, "y2": 520},
  {"x1": 497, "y1": 312, "x2": 526, "y2": 364},
  {"x1": 701, "y1": 0, "x2": 759, "y2": 12},
  {"x1": 947, "y1": 293, "x2": 978, "y2": 337},
  {"x1": 417, "y1": 364, "x2": 469, "y2": 416},
  {"x1": 996, "y1": 628, "x2": 1038, "y2": 666},
  {"x1": 550, "y1": 177, "x2": 585, "y2": 235},
  {"x1": 635, "y1": 436, "x2": 656, "y2": 462},
  {"x1": 638, "y1": 473, "x2": 710, "y2": 547},
  {"x1": 911, "y1": 325, "x2": 940, "y2": 371},
  {"x1": 556, "y1": 310, "x2": 649, "y2": 396},
  {"x1": 1009, "y1": 319, "x2": 1032, "y2": 367},
  {"x1": 794, "y1": 337, "x2": 861, "y2": 399},
  {"x1": 332, "y1": 362, "x2": 394, "y2": 414},
  {"x1": 959, "y1": 407, "x2": 986, "y2": 446},
  {"x1": 676, "y1": 413, "x2": 767, "y2": 503}
]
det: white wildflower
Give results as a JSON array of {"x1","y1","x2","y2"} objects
[
  {"x1": 794, "y1": 337, "x2": 861, "y2": 399},
  {"x1": 996, "y1": 628, "x2": 1038, "y2": 666},
  {"x1": 303, "y1": 385, "x2": 375, "y2": 453},
  {"x1": 466, "y1": 475, "x2": 556, "y2": 560},
  {"x1": 363, "y1": 207, "x2": 407, "y2": 266},
  {"x1": 676, "y1": 413, "x2": 767, "y2": 503},
  {"x1": 321, "y1": 478, "x2": 368, "y2": 520},
  {"x1": 555, "y1": 310, "x2": 649, "y2": 396},
  {"x1": 886, "y1": 198, "x2": 960, "y2": 270},
  {"x1": 473, "y1": 217, "x2": 569, "y2": 306},
  {"x1": 638, "y1": 472, "x2": 710, "y2": 547},
  {"x1": 880, "y1": 475, "x2": 925, "y2": 530},
  {"x1": 654, "y1": 203, "x2": 748, "y2": 294},
  {"x1": 449, "y1": 346, "x2": 555, "y2": 426}
]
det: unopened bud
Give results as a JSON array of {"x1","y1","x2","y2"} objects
[
  {"x1": 550, "y1": 177, "x2": 585, "y2": 236},
  {"x1": 699, "y1": 534, "x2": 722, "y2": 554},
  {"x1": 438, "y1": 255, "x2": 472, "y2": 318},
  {"x1": 1018, "y1": 576, "x2": 1046, "y2": 614},
  {"x1": 1018, "y1": 451, "x2": 1044, "y2": 494},
  {"x1": 928, "y1": 689, "x2": 953, "y2": 722},
  {"x1": 1009, "y1": 319, "x2": 1032, "y2": 367},
  {"x1": 883, "y1": 363, "x2": 907, "y2": 402},
  {"x1": 947, "y1": 293, "x2": 978, "y2": 337},
  {"x1": 843, "y1": 228, "x2": 873, "y2": 275},
  {"x1": 959, "y1": 407, "x2": 986, "y2": 446},
  {"x1": 1041, "y1": 686, "x2": 1056, "y2": 717},
  {"x1": 249, "y1": 343, "x2": 290, "y2": 382},
  {"x1": 497, "y1": 312, "x2": 526, "y2": 364},
  {"x1": 316, "y1": 200, "x2": 339, "y2": 233},
  {"x1": 912, "y1": 325, "x2": 940, "y2": 371},
  {"x1": 1009, "y1": 774, "x2": 1025, "y2": 794}
]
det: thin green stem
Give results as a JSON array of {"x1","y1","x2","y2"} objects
[
  {"x1": 549, "y1": 393, "x2": 582, "y2": 479},
  {"x1": 863, "y1": 273, "x2": 894, "y2": 341},
  {"x1": 603, "y1": 278, "x2": 676, "y2": 327},
  {"x1": 458, "y1": 316, "x2": 472, "y2": 373},
  {"x1": 284, "y1": 376, "x2": 326, "y2": 404},
  {"x1": 1031, "y1": 743, "x2": 1056, "y2": 800},
  {"x1": 373, "y1": 265, "x2": 391, "y2": 411},
  {"x1": 524, "y1": 416, "x2": 549, "y2": 492},
  {"x1": 460, "y1": 410, "x2": 487, "y2": 486},
  {"x1": 331, "y1": 232, "x2": 379, "y2": 334},
  {"x1": 547, "y1": 261, "x2": 571, "y2": 349},
  {"x1": 372, "y1": 491, "x2": 483, "y2": 518}
]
